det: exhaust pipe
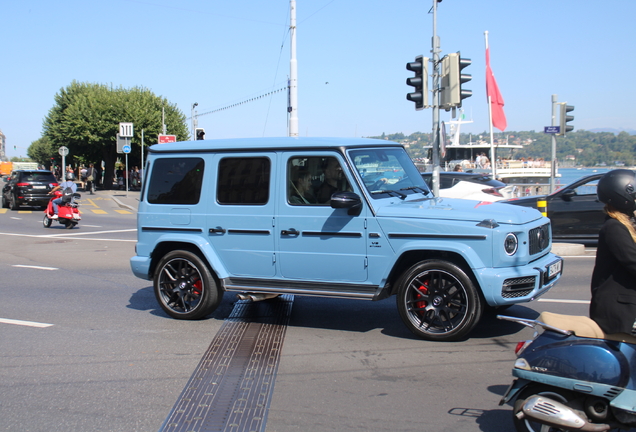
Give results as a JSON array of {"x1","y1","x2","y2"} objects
[{"x1": 516, "y1": 396, "x2": 610, "y2": 431}]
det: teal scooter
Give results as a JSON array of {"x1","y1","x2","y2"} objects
[{"x1": 498, "y1": 312, "x2": 636, "y2": 432}]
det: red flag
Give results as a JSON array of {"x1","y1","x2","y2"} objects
[{"x1": 486, "y1": 47, "x2": 507, "y2": 131}]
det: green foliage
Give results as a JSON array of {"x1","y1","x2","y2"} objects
[
  {"x1": 41, "y1": 81, "x2": 188, "y2": 188},
  {"x1": 27, "y1": 136, "x2": 55, "y2": 166}
]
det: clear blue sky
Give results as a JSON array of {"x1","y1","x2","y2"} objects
[{"x1": 2, "y1": 0, "x2": 634, "y2": 159}]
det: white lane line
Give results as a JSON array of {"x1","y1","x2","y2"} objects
[
  {"x1": 42, "y1": 228, "x2": 137, "y2": 237},
  {"x1": 12, "y1": 265, "x2": 58, "y2": 271},
  {"x1": 538, "y1": 298, "x2": 590, "y2": 304},
  {"x1": 0, "y1": 318, "x2": 53, "y2": 328},
  {"x1": 0, "y1": 231, "x2": 136, "y2": 242}
]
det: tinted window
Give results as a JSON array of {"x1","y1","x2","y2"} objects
[
  {"x1": 20, "y1": 172, "x2": 56, "y2": 183},
  {"x1": 217, "y1": 157, "x2": 270, "y2": 205},
  {"x1": 147, "y1": 158, "x2": 204, "y2": 204}
]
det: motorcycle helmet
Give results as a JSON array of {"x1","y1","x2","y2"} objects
[{"x1": 597, "y1": 169, "x2": 636, "y2": 214}]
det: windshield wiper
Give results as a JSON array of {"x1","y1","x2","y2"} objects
[
  {"x1": 370, "y1": 189, "x2": 407, "y2": 199},
  {"x1": 400, "y1": 186, "x2": 430, "y2": 195}
]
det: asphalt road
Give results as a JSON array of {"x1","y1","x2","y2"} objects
[{"x1": 0, "y1": 201, "x2": 600, "y2": 432}]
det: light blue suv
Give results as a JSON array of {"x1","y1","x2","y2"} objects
[{"x1": 131, "y1": 137, "x2": 562, "y2": 341}]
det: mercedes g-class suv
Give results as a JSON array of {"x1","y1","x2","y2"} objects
[{"x1": 131, "y1": 137, "x2": 562, "y2": 341}]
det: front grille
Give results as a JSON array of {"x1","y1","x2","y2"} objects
[
  {"x1": 502, "y1": 276, "x2": 536, "y2": 298},
  {"x1": 529, "y1": 223, "x2": 551, "y2": 255}
]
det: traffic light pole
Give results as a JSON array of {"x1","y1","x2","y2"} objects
[
  {"x1": 430, "y1": 0, "x2": 441, "y2": 197},
  {"x1": 550, "y1": 94, "x2": 557, "y2": 193}
]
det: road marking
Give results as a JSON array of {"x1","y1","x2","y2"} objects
[
  {"x1": 115, "y1": 209, "x2": 132, "y2": 214},
  {"x1": 10, "y1": 217, "x2": 22, "y2": 220},
  {"x1": 0, "y1": 209, "x2": 6, "y2": 214},
  {"x1": 85, "y1": 198, "x2": 100, "y2": 208},
  {"x1": 91, "y1": 209, "x2": 108, "y2": 214},
  {"x1": 12, "y1": 264, "x2": 58, "y2": 271},
  {"x1": 538, "y1": 298, "x2": 590, "y2": 304},
  {"x1": 0, "y1": 318, "x2": 53, "y2": 328},
  {"x1": 0, "y1": 231, "x2": 137, "y2": 242}
]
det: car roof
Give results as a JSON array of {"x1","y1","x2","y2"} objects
[{"x1": 148, "y1": 137, "x2": 403, "y2": 154}]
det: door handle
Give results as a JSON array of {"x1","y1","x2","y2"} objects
[
  {"x1": 209, "y1": 227, "x2": 226, "y2": 234},
  {"x1": 281, "y1": 228, "x2": 299, "y2": 236}
]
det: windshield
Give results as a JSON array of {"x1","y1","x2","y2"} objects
[{"x1": 349, "y1": 148, "x2": 430, "y2": 197}]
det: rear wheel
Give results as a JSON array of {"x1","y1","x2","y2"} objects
[
  {"x1": 9, "y1": 194, "x2": 18, "y2": 210},
  {"x1": 396, "y1": 260, "x2": 482, "y2": 341},
  {"x1": 1, "y1": 194, "x2": 8, "y2": 208},
  {"x1": 513, "y1": 384, "x2": 576, "y2": 432},
  {"x1": 153, "y1": 250, "x2": 221, "y2": 320}
]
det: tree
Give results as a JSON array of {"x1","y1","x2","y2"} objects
[
  {"x1": 27, "y1": 136, "x2": 56, "y2": 168},
  {"x1": 41, "y1": 81, "x2": 188, "y2": 189}
]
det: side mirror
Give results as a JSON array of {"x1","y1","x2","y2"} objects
[
  {"x1": 561, "y1": 189, "x2": 576, "y2": 201},
  {"x1": 330, "y1": 191, "x2": 362, "y2": 216}
]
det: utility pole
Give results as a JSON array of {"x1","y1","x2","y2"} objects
[
  {"x1": 430, "y1": 0, "x2": 441, "y2": 197},
  {"x1": 550, "y1": 94, "x2": 557, "y2": 193},
  {"x1": 191, "y1": 102, "x2": 198, "y2": 140},
  {"x1": 288, "y1": 0, "x2": 299, "y2": 137}
]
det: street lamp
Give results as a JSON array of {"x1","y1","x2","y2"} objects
[{"x1": 191, "y1": 102, "x2": 198, "y2": 141}]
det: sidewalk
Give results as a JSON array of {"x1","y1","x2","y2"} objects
[{"x1": 93, "y1": 188, "x2": 140, "y2": 212}]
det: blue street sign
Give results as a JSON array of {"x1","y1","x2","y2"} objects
[
  {"x1": 123, "y1": 145, "x2": 131, "y2": 154},
  {"x1": 544, "y1": 126, "x2": 560, "y2": 134}
]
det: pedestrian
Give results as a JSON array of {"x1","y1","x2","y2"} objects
[
  {"x1": 590, "y1": 169, "x2": 636, "y2": 336},
  {"x1": 85, "y1": 163, "x2": 97, "y2": 194}
]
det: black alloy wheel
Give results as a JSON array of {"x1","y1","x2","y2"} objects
[
  {"x1": 153, "y1": 250, "x2": 221, "y2": 320},
  {"x1": 396, "y1": 260, "x2": 482, "y2": 341},
  {"x1": 10, "y1": 193, "x2": 19, "y2": 210}
]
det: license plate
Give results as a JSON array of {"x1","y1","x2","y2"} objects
[
  {"x1": 547, "y1": 259, "x2": 562, "y2": 280},
  {"x1": 32, "y1": 185, "x2": 46, "y2": 189}
]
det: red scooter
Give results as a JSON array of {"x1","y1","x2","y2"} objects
[{"x1": 43, "y1": 190, "x2": 81, "y2": 229}]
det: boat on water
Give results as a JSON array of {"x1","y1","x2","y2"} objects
[{"x1": 415, "y1": 116, "x2": 560, "y2": 194}]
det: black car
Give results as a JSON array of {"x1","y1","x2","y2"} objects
[
  {"x1": 503, "y1": 172, "x2": 610, "y2": 244},
  {"x1": 2, "y1": 170, "x2": 59, "y2": 210}
]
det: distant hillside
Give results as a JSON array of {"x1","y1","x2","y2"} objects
[
  {"x1": 368, "y1": 130, "x2": 636, "y2": 167},
  {"x1": 589, "y1": 128, "x2": 636, "y2": 135}
]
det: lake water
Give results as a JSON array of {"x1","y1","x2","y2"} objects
[{"x1": 558, "y1": 167, "x2": 611, "y2": 186}]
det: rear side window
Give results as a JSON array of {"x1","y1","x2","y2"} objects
[
  {"x1": 217, "y1": 157, "x2": 270, "y2": 205},
  {"x1": 147, "y1": 158, "x2": 204, "y2": 204}
]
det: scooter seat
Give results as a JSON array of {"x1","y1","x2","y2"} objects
[{"x1": 539, "y1": 312, "x2": 636, "y2": 344}]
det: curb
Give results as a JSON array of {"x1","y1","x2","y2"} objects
[{"x1": 551, "y1": 243, "x2": 586, "y2": 256}]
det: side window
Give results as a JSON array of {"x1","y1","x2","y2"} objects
[
  {"x1": 573, "y1": 179, "x2": 598, "y2": 196},
  {"x1": 287, "y1": 156, "x2": 351, "y2": 205},
  {"x1": 217, "y1": 157, "x2": 270, "y2": 205},
  {"x1": 147, "y1": 158, "x2": 204, "y2": 204}
]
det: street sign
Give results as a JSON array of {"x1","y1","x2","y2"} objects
[
  {"x1": 119, "y1": 122, "x2": 134, "y2": 138},
  {"x1": 122, "y1": 145, "x2": 131, "y2": 154},
  {"x1": 58, "y1": 146, "x2": 69, "y2": 156},
  {"x1": 158, "y1": 134, "x2": 177, "y2": 143},
  {"x1": 116, "y1": 133, "x2": 127, "y2": 154},
  {"x1": 544, "y1": 126, "x2": 560, "y2": 134}
]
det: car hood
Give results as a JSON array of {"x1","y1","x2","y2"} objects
[
  {"x1": 501, "y1": 195, "x2": 548, "y2": 205},
  {"x1": 374, "y1": 196, "x2": 543, "y2": 225}
]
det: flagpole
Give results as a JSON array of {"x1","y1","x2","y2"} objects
[{"x1": 485, "y1": 31, "x2": 497, "y2": 179}]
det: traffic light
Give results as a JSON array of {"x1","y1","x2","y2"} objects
[
  {"x1": 440, "y1": 52, "x2": 472, "y2": 110},
  {"x1": 558, "y1": 104, "x2": 574, "y2": 136},
  {"x1": 406, "y1": 56, "x2": 429, "y2": 110},
  {"x1": 195, "y1": 128, "x2": 205, "y2": 140}
]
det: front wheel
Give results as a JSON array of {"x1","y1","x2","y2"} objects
[
  {"x1": 153, "y1": 250, "x2": 221, "y2": 320},
  {"x1": 43, "y1": 215, "x2": 52, "y2": 228},
  {"x1": 513, "y1": 384, "x2": 576, "y2": 432},
  {"x1": 396, "y1": 260, "x2": 482, "y2": 341}
]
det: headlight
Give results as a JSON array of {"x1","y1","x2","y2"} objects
[{"x1": 504, "y1": 233, "x2": 518, "y2": 255}]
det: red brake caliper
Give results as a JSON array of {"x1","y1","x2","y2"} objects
[
  {"x1": 192, "y1": 280, "x2": 203, "y2": 296},
  {"x1": 414, "y1": 281, "x2": 429, "y2": 313}
]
